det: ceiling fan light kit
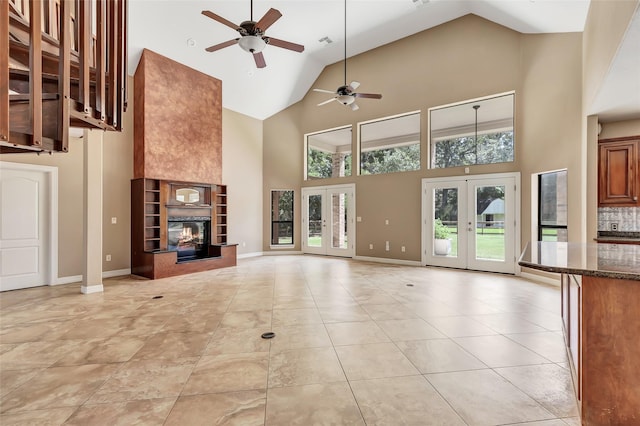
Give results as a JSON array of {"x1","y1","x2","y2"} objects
[
  {"x1": 238, "y1": 35, "x2": 266, "y2": 53},
  {"x1": 202, "y1": 0, "x2": 304, "y2": 68}
]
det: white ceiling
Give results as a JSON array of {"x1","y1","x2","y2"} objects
[{"x1": 127, "y1": 0, "x2": 637, "y2": 121}]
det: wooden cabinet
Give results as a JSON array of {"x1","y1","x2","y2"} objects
[
  {"x1": 598, "y1": 137, "x2": 639, "y2": 206},
  {"x1": 561, "y1": 273, "x2": 640, "y2": 424}
]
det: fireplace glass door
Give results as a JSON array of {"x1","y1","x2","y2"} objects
[{"x1": 168, "y1": 220, "x2": 209, "y2": 261}]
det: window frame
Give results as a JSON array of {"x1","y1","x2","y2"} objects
[
  {"x1": 304, "y1": 125, "x2": 353, "y2": 181},
  {"x1": 428, "y1": 92, "x2": 515, "y2": 169},
  {"x1": 537, "y1": 170, "x2": 568, "y2": 242},
  {"x1": 356, "y1": 110, "x2": 421, "y2": 176},
  {"x1": 270, "y1": 189, "x2": 294, "y2": 247}
]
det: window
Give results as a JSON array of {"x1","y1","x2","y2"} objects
[
  {"x1": 306, "y1": 127, "x2": 352, "y2": 180},
  {"x1": 359, "y1": 112, "x2": 421, "y2": 175},
  {"x1": 538, "y1": 170, "x2": 568, "y2": 242},
  {"x1": 271, "y1": 190, "x2": 294, "y2": 245},
  {"x1": 430, "y1": 93, "x2": 514, "y2": 168}
]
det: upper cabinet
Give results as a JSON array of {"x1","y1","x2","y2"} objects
[{"x1": 598, "y1": 137, "x2": 640, "y2": 206}]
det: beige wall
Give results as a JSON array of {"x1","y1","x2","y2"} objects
[
  {"x1": 222, "y1": 109, "x2": 264, "y2": 256},
  {"x1": 3, "y1": 76, "x2": 263, "y2": 280},
  {"x1": 263, "y1": 14, "x2": 583, "y2": 260}
]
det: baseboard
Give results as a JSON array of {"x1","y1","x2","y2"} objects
[
  {"x1": 237, "y1": 252, "x2": 264, "y2": 259},
  {"x1": 54, "y1": 268, "x2": 131, "y2": 286},
  {"x1": 520, "y1": 271, "x2": 561, "y2": 287},
  {"x1": 261, "y1": 250, "x2": 304, "y2": 256},
  {"x1": 81, "y1": 284, "x2": 104, "y2": 294},
  {"x1": 103, "y1": 268, "x2": 131, "y2": 278},
  {"x1": 353, "y1": 256, "x2": 422, "y2": 267},
  {"x1": 54, "y1": 275, "x2": 82, "y2": 285}
]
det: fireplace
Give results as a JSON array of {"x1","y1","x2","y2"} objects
[{"x1": 168, "y1": 217, "x2": 210, "y2": 261}]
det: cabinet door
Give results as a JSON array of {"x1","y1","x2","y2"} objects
[
  {"x1": 598, "y1": 139, "x2": 638, "y2": 206},
  {"x1": 568, "y1": 274, "x2": 581, "y2": 400}
]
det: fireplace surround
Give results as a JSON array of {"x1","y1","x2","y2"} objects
[{"x1": 131, "y1": 178, "x2": 236, "y2": 279}]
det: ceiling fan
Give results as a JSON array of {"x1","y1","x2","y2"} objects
[
  {"x1": 201, "y1": 0, "x2": 304, "y2": 69},
  {"x1": 313, "y1": 0, "x2": 382, "y2": 111}
]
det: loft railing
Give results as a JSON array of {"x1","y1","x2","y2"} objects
[{"x1": 2, "y1": 0, "x2": 127, "y2": 153}]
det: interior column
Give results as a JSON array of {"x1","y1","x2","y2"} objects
[{"x1": 81, "y1": 129, "x2": 104, "y2": 294}]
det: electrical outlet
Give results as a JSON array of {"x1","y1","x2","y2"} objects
[
  {"x1": 401, "y1": 246, "x2": 406, "y2": 252},
  {"x1": 369, "y1": 244, "x2": 373, "y2": 250},
  {"x1": 385, "y1": 219, "x2": 389, "y2": 225},
  {"x1": 611, "y1": 223, "x2": 618, "y2": 231},
  {"x1": 385, "y1": 241, "x2": 390, "y2": 251},
  {"x1": 106, "y1": 254, "x2": 112, "y2": 261},
  {"x1": 111, "y1": 217, "x2": 117, "y2": 224}
]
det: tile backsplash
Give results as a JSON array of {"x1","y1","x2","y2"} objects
[{"x1": 598, "y1": 207, "x2": 640, "y2": 232}]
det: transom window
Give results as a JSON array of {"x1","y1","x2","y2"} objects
[
  {"x1": 430, "y1": 93, "x2": 515, "y2": 169},
  {"x1": 305, "y1": 126, "x2": 352, "y2": 180},
  {"x1": 358, "y1": 111, "x2": 421, "y2": 175}
]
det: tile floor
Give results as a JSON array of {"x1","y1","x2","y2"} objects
[{"x1": 0, "y1": 255, "x2": 580, "y2": 425}]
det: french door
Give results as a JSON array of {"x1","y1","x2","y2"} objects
[
  {"x1": 422, "y1": 173, "x2": 520, "y2": 274},
  {"x1": 302, "y1": 185, "x2": 355, "y2": 257}
]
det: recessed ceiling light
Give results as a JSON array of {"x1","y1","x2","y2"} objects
[
  {"x1": 187, "y1": 38, "x2": 197, "y2": 48},
  {"x1": 318, "y1": 36, "x2": 333, "y2": 45},
  {"x1": 412, "y1": 0, "x2": 429, "y2": 7}
]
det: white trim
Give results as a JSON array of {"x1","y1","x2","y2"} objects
[
  {"x1": 103, "y1": 268, "x2": 131, "y2": 278},
  {"x1": 262, "y1": 250, "x2": 303, "y2": 256},
  {"x1": 54, "y1": 275, "x2": 82, "y2": 285},
  {"x1": 269, "y1": 245, "x2": 294, "y2": 250},
  {"x1": 427, "y1": 90, "x2": 516, "y2": 113},
  {"x1": 520, "y1": 271, "x2": 561, "y2": 287},
  {"x1": 237, "y1": 251, "x2": 263, "y2": 259},
  {"x1": 353, "y1": 255, "x2": 422, "y2": 267},
  {"x1": 81, "y1": 284, "x2": 104, "y2": 294},
  {"x1": 0, "y1": 161, "x2": 58, "y2": 288}
]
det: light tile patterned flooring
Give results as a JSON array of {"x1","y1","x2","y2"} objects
[{"x1": 0, "y1": 255, "x2": 580, "y2": 425}]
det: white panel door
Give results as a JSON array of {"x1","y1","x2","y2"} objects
[
  {"x1": 302, "y1": 185, "x2": 355, "y2": 257},
  {"x1": 0, "y1": 167, "x2": 50, "y2": 291}
]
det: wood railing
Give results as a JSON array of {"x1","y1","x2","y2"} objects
[{"x1": 2, "y1": 0, "x2": 127, "y2": 153}]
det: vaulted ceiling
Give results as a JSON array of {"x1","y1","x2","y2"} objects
[{"x1": 128, "y1": 1, "x2": 637, "y2": 121}]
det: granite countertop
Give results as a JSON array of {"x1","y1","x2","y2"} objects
[
  {"x1": 595, "y1": 231, "x2": 640, "y2": 244},
  {"x1": 518, "y1": 241, "x2": 640, "y2": 281}
]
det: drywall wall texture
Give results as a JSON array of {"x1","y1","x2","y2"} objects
[
  {"x1": 222, "y1": 109, "x2": 264, "y2": 256},
  {"x1": 263, "y1": 14, "x2": 583, "y2": 260}
]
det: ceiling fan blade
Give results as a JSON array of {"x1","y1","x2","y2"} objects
[
  {"x1": 349, "y1": 81, "x2": 361, "y2": 90},
  {"x1": 313, "y1": 88, "x2": 336, "y2": 94},
  {"x1": 354, "y1": 93, "x2": 383, "y2": 99},
  {"x1": 255, "y1": 8, "x2": 282, "y2": 32},
  {"x1": 267, "y1": 37, "x2": 305, "y2": 53},
  {"x1": 350, "y1": 103, "x2": 360, "y2": 111},
  {"x1": 318, "y1": 98, "x2": 337, "y2": 106},
  {"x1": 253, "y1": 51, "x2": 267, "y2": 68},
  {"x1": 205, "y1": 39, "x2": 239, "y2": 52},
  {"x1": 201, "y1": 10, "x2": 241, "y2": 31}
]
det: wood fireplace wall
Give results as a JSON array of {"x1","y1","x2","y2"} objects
[{"x1": 131, "y1": 49, "x2": 235, "y2": 279}]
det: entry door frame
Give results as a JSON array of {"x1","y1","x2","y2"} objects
[
  {"x1": 421, "y1": 172, "x2": 521, "y2": 274},
  {"x1": 302, "y1": 184, "x2": 355, "y2": 258},
  {"x1": 0, "y1": 161, "x2": 58, "y2": 289}
]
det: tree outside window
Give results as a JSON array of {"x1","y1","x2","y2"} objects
[{"x1": 271, "y1": 190, "x2": 294, "y2": 245}]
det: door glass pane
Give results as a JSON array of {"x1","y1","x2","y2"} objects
[
  {"x1": 330, "y1": 193, "x2": 348, "y2": 249},
  {"x1": 433, "y1": 187, "x2": 458, "y2": 257},
  {"x1": 475, "y1": 185, "x2": 505, "y2": 261},
  {"x1": 308, "y1": 194, "x2": 323, "y2": 247}
]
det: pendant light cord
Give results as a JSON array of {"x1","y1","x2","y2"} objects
[
  {"x1": 344, "y1": 0, "x2": 347, "y2": 86},
  {"x1": 250, "y1": 0, "x2": 253, "y2": 22}
]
